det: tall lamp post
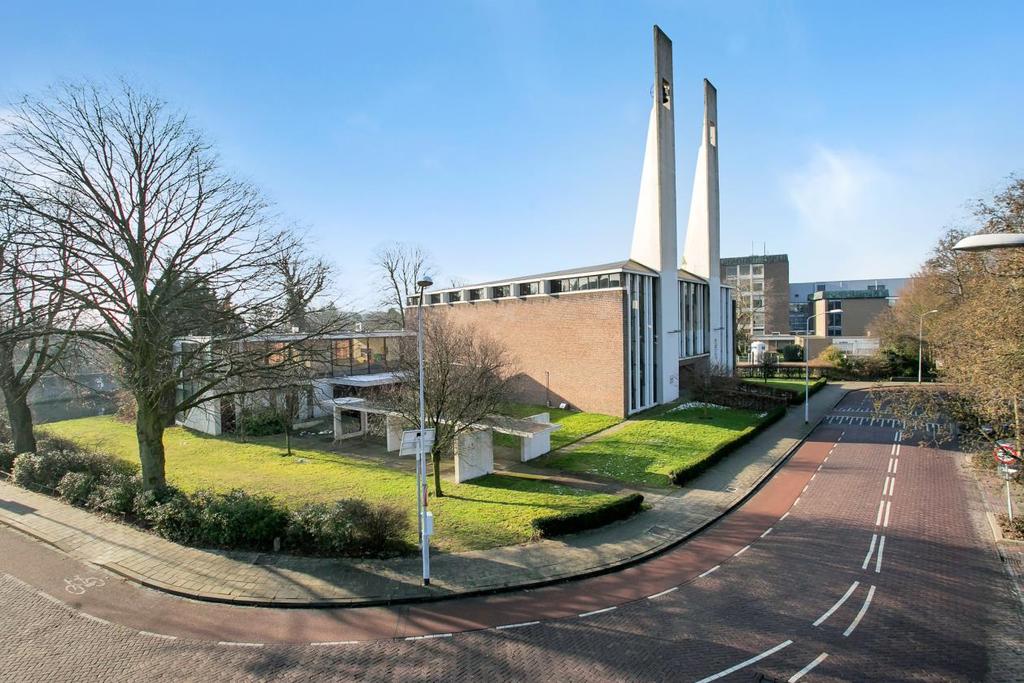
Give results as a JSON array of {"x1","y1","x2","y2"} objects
[
  {"x1": 805, "y1": 308, "x2": 841, "y2": 424},
  {"x1": 415, "y1": 276, "x2": 433, "y2": 586},
  {"x1": 917, "y1": 309, "x2": 939, "y2": 383}
]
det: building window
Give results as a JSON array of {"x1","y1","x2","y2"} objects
[
  {"x1": 492, "y1": 285, "x2": 511, "y2": 298},
  {"x1": 816, "y1": 284, "x2": 826, "y2": 292},
  {"x1": 447, "y1": 291, "x2": 462, "y2": 303},
  {"x1": 332, "y1": 339, "x2": 352, "y2": 376},
  {"x1": 429, "y1": 293, "x2": 441, "y2": 305},
  {"x1": 738, "y1": 265, "x2": 750, "y2": 276},
  {"x1": 518, "y1": 281, "x2": 540, "y2": 296},
  {"x1": 468, "y1": 288, "x2": 483, "y2": 301},
  {"x1": 752, "y1": 264, "x2": 764, "y2": 276}
]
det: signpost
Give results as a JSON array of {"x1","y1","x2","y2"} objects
[
  {"x1": 994, "y1": 441, "x2": 1019, "y2": 521},
  {"x1": 402, "y1": 428, "x2": 435, "y2": 584}
]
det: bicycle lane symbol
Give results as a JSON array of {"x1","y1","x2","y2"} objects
[{"x1": 64, "y1": 575, "x2": 106, "y2": 595}]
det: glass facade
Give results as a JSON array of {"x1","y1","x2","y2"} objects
[
  {"x1": 626, "y1": 273, "x2": 656, "y2": 414},
  {"x1": 679, "y1": 280, "x2": 710, "y2": 358},
  {"x1": 550, "y1": 272, "x2": 622, "y2": 294},
  {"x1": 328, "y1": 336, "x2": 403, "y2": 376}
]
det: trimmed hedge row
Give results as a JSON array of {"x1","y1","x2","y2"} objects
[
  {"x1": 6, "y1": 439, "x2": 412, "y2": 558},
  {"x1": 668, "y1": 405, "x2": 788, "y2": 486},
  {"x1": 779, "y1": 377, "x2": 827, "y2": 405},
  {"x1": 531, "y1": 493, "x2": 644, "y2": 538}
]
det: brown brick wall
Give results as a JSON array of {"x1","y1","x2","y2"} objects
[{"x1": 418, "y1": 291, "x2": 628, "y2": 417}]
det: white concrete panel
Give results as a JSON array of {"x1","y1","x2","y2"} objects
[
  {"x1": 177, "y1": 393, "x2": 221, "y2": 435},
  {"x1": 520, "y1": 413, "x2": 553, "y2": 462},
  {"x1": 454, "y1": 429, "x2": 494, "y2": 483}
]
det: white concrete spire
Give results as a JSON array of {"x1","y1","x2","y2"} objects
[
  {"x1": 628, "y1": 26, "x2": 680, "y2": 404},
  {"x1": 682, "y1": 80, "x2": 728, "y2": 368}
]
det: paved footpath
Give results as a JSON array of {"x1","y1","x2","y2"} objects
[
  {"x1": 0, "y1": 388, "x2": 1019, "y2": 681},
  {"x1": 0, "y1": 383, "x2": 853, "y2": 606}
]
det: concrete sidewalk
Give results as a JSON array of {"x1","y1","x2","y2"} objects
[{"x1": 0, "y1": 383, "x2": 857, "y2": 607}]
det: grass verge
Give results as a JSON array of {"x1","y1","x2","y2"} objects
[
  {"x1": 40, "y1": 416, "x2": 632, "y2": 553},
  {"x1": 539, "y1": 404, "x2": 778, "y2": 488},
  {"x1": 495, "y1": 404, "x2": 622, "y2": 450}
]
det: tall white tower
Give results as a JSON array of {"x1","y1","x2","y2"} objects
[
  {"x1": 682, "y1": 80, "x2": 728, "y2": 369},
  {"x1": 628, "y1": 26, "x2": 681, "y2": 404}
]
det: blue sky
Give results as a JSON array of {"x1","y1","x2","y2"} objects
[{"x1": 3, "y1": 1, "x2": 1022, "y2": 307}]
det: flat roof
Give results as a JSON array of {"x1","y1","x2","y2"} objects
[
  {"x1": 810, "y1": 289, "x2": 888, "y2": 300},
  {"x1": 721, "y1": 254, "x2": 789, "y2": 265},
  {"x1": 426, "y1": 259, "x2": 659, "y2": 294}
]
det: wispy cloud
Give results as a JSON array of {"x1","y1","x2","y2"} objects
[{"x1": 784, "y1": 145, "x2": 886, "y2": 234}]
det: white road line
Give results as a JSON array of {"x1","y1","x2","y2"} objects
[
  {"x1": 761, "y1": 528, "x2": 773, "y2": 538},
  {"x1": 780, "y1": 512, "x2": 790, "y2": 521},
  {"x1": 887, "y1": 478, "x2": 895, "y2": 497},
  {"x1": 882, "y1": 477, "x2": 890, "y2": 496},
  {"x1": 887, "y1": 457, "x2": 894, "y2": 473},
  {"x1": 694, "y1": 640, "x2": 794, "y2": 683},
  {"x1": 219, "y1": 641, "x2": 264, "y2": 647},
  {"x1": 813, "y1": 581, "x2": 860, "y2": 627},
  {"x1": 843, "y1": 585, "x2": 876, "y2": 636},
  {"x1": 883, "y1": 501, "x2": 892, "y2": 528},
  {"x1": 874, "y1": 500, "x2": 885, "y2": 526},
  {"x1": 495, "y1": 621, "x2": 541, "y2": 630},
  {"x1": 793, "y1": 497, "x2": 801, "y2": 506},
  {"x1": 802, "y1": 485, "x2": 809, "y2": 494},
  {"x1": 895, "y1": 444, "x2": 901, "y2": 456},
  {"x1": 893, "y1": 458, "x2": 899, "y2": 473},
  {"x1": 578, "y1": 606, "x2": 616, "y2": 618},
  {"x1": 404, "y1": 633, "x2": 452, "y2": 641},
  {"x1": 817, "y1": 464, "x2": 823, "y2": 472},
  {"x1": 810, "y1": 473, "x2": 817, "y2": 482},
  {"x1": 139, "y1": 630, "x2": 178, "y2": 640},
  {"x1": 310, "y1": 640, "x2": 359, "y2": 646},
  {"x1": 875, "y1": 535, "x2": 886, "y2": 573},
  {"x1": 699, "y1": 565, "x2": 720, "y2": 578},
  {"x1": 890, "y1": 443, "x2": 896, "y2": 456},
  {"x1": 789, "y1": 653, "x2": 829, "y2": 682},
  {"x1": 80, "y1": 613, "x2": 111, "y2": 625},
  {"x1": 861, "y1": 534, "x2": 878, "y2": 570},
  {"x1": 735, "y1": 545, "x2": 751, "y2": 557},
  {"x1": 647, "y1": 587, "x2": 678, "y2": 600}
]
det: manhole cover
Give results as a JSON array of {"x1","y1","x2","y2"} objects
[{"x1": 646, "y1": 525, "x2": 676, "y2": 539}]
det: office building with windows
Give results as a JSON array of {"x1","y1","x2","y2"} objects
[
  {"x1": 721, "y1": 254, "x2": 790, "y2": 336},
  {"x1": 409, "y1": 28, "x2": 735, "y2": 418},
  {"x1": 789, "y1": 277, "x2": 907, "y2": 334}
]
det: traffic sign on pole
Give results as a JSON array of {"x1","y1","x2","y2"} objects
[{"x1": 994, "y1": 441, "x2": 1018, "y2": 465}]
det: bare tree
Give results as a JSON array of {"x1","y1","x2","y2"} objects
[
  {"x1": 379, "y1": 314, "x2": 513, "y2": 497},
  {"x1": 373, "y1": 242, "x2": 432, "y2": 329},
  {"x1": 1, "y1": 83, "x2": 340, "y2": 490},
  {"x1": 0, "y1": 195, "x2": 77, "y2": 452}
]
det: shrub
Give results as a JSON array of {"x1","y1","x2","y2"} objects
[
  {"x1": 12, "y1": 445, "x2": 134, "y2": 493},
  {"x1": 0, "y1": 443, "x2": 17, "y2": 474},
  {"x1": 87, "y1": 473, "x2": 144, "y2": 516},
  {"x1": 780, "y1": 344, "x2": 804, "y2": 362},
  {"x1": 56, "y1": 472, "x2": 99, "y2": 506},
  {"x1": 286, "y1": 499, "x2": 412, "y2": 557},
  {"x1": 532, "y1": 493, "x2": 644, "y2": 538},
  {"x1": 144, "y1": 488, "x2": 288, "y2": 550},
  {"x1": 240, "y1": 409, "x2": 287, "y2": 437}
]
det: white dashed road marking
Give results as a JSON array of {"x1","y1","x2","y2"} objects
[
  {"x1": 789, "y1": 653, "x2": 829, "y2": 682},
  {"x1": 814, "y1": 581, "x2": 860, "y2": 627},
  {"x1": 699, "y1": 565, "x2": 720, "y2": 579},
  {"x1": 647, "y1": 587, "x2": 678, "y2": 600},
  {"x1": 404, "y1": 633, "x2": 452, "y2": 641},
  {"x1": 495, "y1": 621, "x2": 540, "y2": 631},
  {"x1": 843, "y1": 585, "x2": 876, "y2": 637},
  {"x1": 875, "y1": 535, "x2": 886, "y2": 574},
  {"x1": 861, "y1": 534, "x2": 878, "y2": 570},
  {"x1": 694, "y1": 640, "x2": 794, "y2": 683},
  {"x1": 883, "y1": 501, "x2": 892, "y2": 528},
  {"x1": 139, "y1": 631, "x2": 178, "y2": 640},
  {"x1": 578, "y1": 606, "x2": 616, "y2": 618},
  {"x1": 875, "y1": 500, "x2": 885, "y2": 526},
  {"x1": 761, "y1": 528, "x2": 773, "y2": 538},
  {"x1": 219, "y1": 641, "x2": 264, "y2": 647}
]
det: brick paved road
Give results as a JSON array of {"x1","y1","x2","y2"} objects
[{"x1": 1, "y1": 390, "x2": 1020, "y2": 681}]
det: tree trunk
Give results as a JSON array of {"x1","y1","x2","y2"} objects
[
  {"x1": 431, "y1": 449, "x2": 444, "y2": 497},
  {"x1": 136, "y1": 404, "x2": 167, "y2": 491},
  {"x1": 3, "y1": 385, "x2": 36, "y2": 454}
]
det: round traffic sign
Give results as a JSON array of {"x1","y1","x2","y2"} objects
[{"x1": 994, "y1": 441, "x2": 1018, "y2": 464}]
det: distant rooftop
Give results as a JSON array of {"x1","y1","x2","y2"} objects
[
  {"x1": 810, "y1": 289, "x2": 889, "y2": 300},
  {"x1": 721, "y1": 254, "x2": 789, "y2": 266},
  {"x1": 427, "y1": 259, "x2": 661, "y2": 294}
]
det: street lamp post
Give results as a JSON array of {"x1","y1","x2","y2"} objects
[
  {"x1": 953, "y1": 233, "x2": 1024, "y2": 252},
  {"x1": 415, "y1": 276, "x2": 433, "y2": 586},
  {"x1": 917, "y1": 309, "x2": 939, "y2": 384},
  {"x1": 805, "y1": 308, "x2": 841, "y2": 424}
]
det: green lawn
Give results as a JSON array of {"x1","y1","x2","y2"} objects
[
  {"x1": 495, "y1": 404, "x2": 621, "y2": 450},
  {"x1": 743, "y1": 377, "x2": 825, "y2": 395},
  {"x1": 40, "y1": 416, "x2": 625, "y2": 553},
  {"x1": 539, "y1": 405, "x2": 767, "y2": 488}
]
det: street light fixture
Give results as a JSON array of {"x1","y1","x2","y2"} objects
[
  {"x1": 917, "y1": 309, "x2": 939, "y2": 384},
  {"x1": 415, "y1": 275, "x2": 433, "y2": 586},
  {"x1": 804, "y1": 308, "x2": 841, "y2": 424},
  {"x1": 952, "y1": 233, "x2": 1024, "y2": 252}
]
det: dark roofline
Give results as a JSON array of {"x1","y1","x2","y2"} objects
[
  {"x1": 426, "y1": 259, "x2": 659, "y2": 293},
  {"x1": 810, "y1": 289, "x2": 889, "y2": 300},
  {"x1": 721, "y1": 254, "x2": 789, "y2": 266}
]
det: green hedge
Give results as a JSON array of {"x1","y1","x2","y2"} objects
[
  {"x1": 532, "y1": 493, "x2": 644, "y2": 537},
  {"x1": 668, "y1": 405, "x2": 787, "y2": 486},
  {"x1": 783, "y1": 377, "x2": 827, "y2": 405}
]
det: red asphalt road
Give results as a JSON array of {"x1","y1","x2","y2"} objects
[{"x1": 0, "y1": 426, "x2": 842, "y2": 645}]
